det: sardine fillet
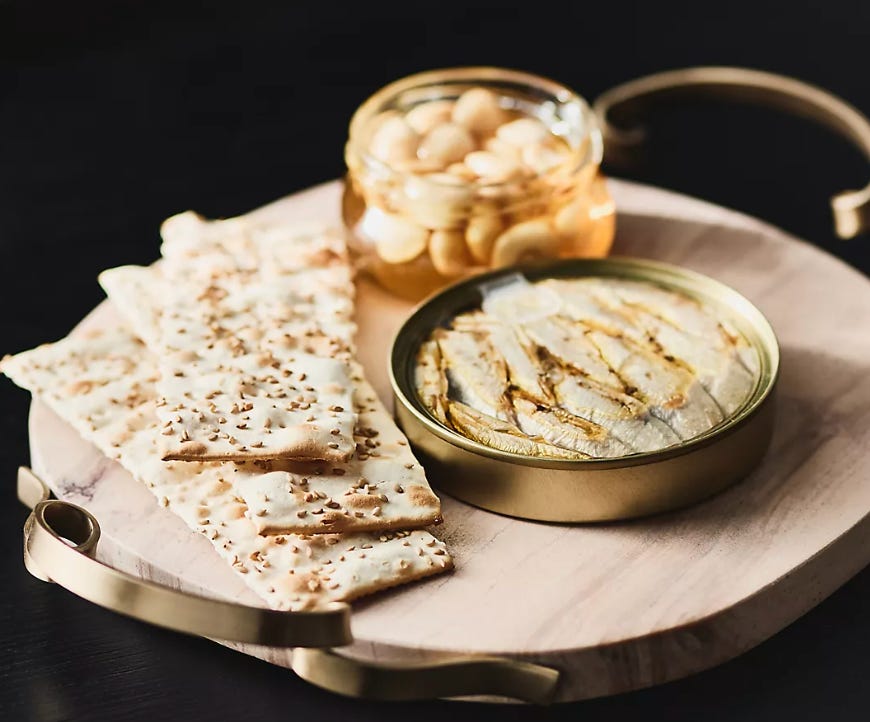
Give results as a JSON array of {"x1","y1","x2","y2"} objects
[
  {"x1": 436, "y1": 329, "x2": 512, "y2": 421},
  {"x1": 512, "y1": 396, "x2": 631, "y2": 458},
  {"x1": 447, "y1": 400, "x2": 588, "y2": 460},
  {"x1": 553, "y1": 376, "x2": 682, "y2": 453},
  {"x1": 415, "y1": 340, "x2": 449, "y2": 424}
]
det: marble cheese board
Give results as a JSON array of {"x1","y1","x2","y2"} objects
[{"x1": 27, "y1": 179, "x2": 870, "y2": 703}]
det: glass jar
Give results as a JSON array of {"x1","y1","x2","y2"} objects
[{"x1": 342, "y1": 67, "x2": 616, "y2": 300}]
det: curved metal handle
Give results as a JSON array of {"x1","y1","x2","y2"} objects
[
  {"x1": 19, "y1": 469, "x2": 353, "y2": 648},
  {"x1": 292, "y1": 648, "x2": 559, "y2": 704},
  {"x1": 594, "y1": 66, "x2": 870, "y2": 239},
  {"x1": 18, "y1": 467, "x2": 560, "y2": 703}
]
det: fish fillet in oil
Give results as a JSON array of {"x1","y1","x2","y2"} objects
[
  {"x1": 623, "y1": 307, "x2": 756, "y2": 415},
  {"x1": 551, "y1": 372, "x2": 682, "y2": 452},
  {"x1": 452, "y1": 312, "x2": 551, "y2": 401},
  {"x1": 446, "y1": 400, "x2": 588, "y2": 460},
  {"x1": 544, "y1": 278, "x2": 757, "y2": 415},
  {"x1": 520, "y1": 317, "x2": 622, "y2": 389},
  {"x1": 416, "y1": 275, "x2": 759, "y2": 459},
  {"x1": 499, "y1": 290, "x2": 722, "y2": 440},
  {"x1": 511, "y1": 396, "x2": 631, "y2": 458},
  {"x1": 584, "y1": 329, "x2": 724, "y2": 440},
  {"x1": 435, "y1": 329, "x2": 512, "y2": 421},
  {"x1": 581, "y1": 278, "x2": 759, "y2": 377},
  {"x1": 415, "y1": 340, "x2": 449, "y2": 424}
]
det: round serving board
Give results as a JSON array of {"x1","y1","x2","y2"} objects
[{"x1": 29, "y1": 179, "x2": 870, "y2": 703}]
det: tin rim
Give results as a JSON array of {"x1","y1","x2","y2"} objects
[{"x1": 390, "y1": 257, "x2": 780, "y2": 470}]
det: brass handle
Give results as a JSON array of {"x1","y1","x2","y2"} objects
[
  {"x1": 594, "y1": 66, "x2": 870, "y2": 239},
  {"x1": 292, "y1": 648, "x2": 559, "y2": 704},
  {"x1": 20, "y1": 468, "x2": 352, "y2": 648},
  {"x1": 18, "y1": 467, "x2": 560, "y2": 703}
]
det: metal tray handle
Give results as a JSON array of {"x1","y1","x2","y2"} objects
[
  {"x1": 17, "y1": 467, "x2": 559, "y2": 704},
  {"x1": 594, "y1": 66, "x2": 870, "y2": 239}
]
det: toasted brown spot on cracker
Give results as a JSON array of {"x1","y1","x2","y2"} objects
[
  {"x1": 408, "y1": 484, "x2": 440, "y2": 508},
  {"x1": 179, "y1": 441, "x2": 209, "y2": 456},
  {"x1": 67, "y1": 379, "x2": 95, "y2": 395},
  {"x1": 344, "y1": 493, "x2": 383, "y2": 510}
]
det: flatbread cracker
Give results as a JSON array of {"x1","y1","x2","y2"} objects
[
  {"x1": 2, "y1": 327, "x2": 452, "y2": 610},
  {"x1": 232, "y1": 364, "x2": 443, "y2": 535},
  {"x1": 98, "y1": 264, "x2": 164, "y2": 347},
  {"x1": 101, "y1": 264, "x2": 444, "y2": 535},
  {"x1": 154, "y1": 214, "x2": 358, "y2": 462}
]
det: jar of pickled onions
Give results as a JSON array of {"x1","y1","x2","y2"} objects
[{"x1": 342, "y1": 67, "x2": 616, "y2": 300}]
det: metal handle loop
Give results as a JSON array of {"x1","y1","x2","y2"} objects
[
  {"x1": 18, "y1": 467, "x2": 560, "y2": 703},
  {"x1": 292, "y1": 648, "x2": 559, "y2": 704},
  {"x1": 20, "y1": 471, "x2": 352, "y2": 648},
  {"x1": 594, "y1": 66, "x2": 870, "y2": 239}
]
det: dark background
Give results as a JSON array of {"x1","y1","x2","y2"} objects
[{"x1": 1, "y1": 1, "x2": 869, "y2": 720}]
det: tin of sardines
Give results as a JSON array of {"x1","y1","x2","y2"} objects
[{"x1": 390, "y1": 258, "x2": 779, "y2": 522}]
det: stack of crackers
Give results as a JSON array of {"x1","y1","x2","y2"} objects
[{"x1": 3, "y1": 212, "x2": 451, "y2": 610}]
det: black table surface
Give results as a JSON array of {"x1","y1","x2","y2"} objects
[{"x1": 2, "y1": 2, "x2": 869, "y2": 720}]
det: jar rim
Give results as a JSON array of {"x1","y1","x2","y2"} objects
[{"x1": 346, "y1": 66, "x2": 603, "y2": 189}]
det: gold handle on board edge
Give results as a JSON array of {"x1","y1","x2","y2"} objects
[
  {"x1": 291, "y1": 647, "x2": 560, "y2": 704},
  {"x1": 594, "y1": 66, "x2": 870, "y2": 239},
  {"x1": 19, "y1": 467, "x2": 353, "y2": 648},
  {"x1": 17, "y1": 467, "x2": 560, "y2": 704}
]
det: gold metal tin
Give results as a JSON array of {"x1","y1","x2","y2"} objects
[{"x1": 391, "y1": 258, "x2": 779, "y2": 522}]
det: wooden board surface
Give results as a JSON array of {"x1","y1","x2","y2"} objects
[{"x1": 28, "y1": 179, "x2": 870, "y2": 703}]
